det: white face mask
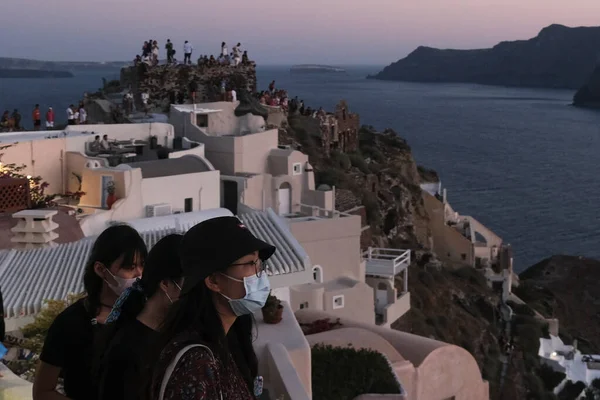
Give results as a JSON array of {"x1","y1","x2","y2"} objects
[{"x1": 105, "y1": 268, "x2": 138, "y2": 296}]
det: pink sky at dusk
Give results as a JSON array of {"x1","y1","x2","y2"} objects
[{"x1": 2, "y1": 0, "x2": 599, "y2": 64}]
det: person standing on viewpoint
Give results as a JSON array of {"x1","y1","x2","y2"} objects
[
  {"x1": 32, "y1": 104, "x2": 41, "y2": 131},
  {"x1": 66, "y1": 105, "x2": 75, "y2": 125},
  {"x1": 45, "y1": 107, "x2": 54, "y2": 129},
  {"x1": 183, "y1": 41, "x2": 193, "y2": 65}
]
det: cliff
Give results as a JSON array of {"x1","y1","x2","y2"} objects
[
  {"x1": 370, "y1": 24, "x2": 600, "y2": 89},
  {"x1": 281, "y1": 117, "x2": 564, "y2": 399},
  {"x1": 517, "y1": 255, "x2": 600, "y2": 354},
  {"x1": 0, "y1": 69, "x2": 73, "y2": 78},
  {"x1": 120, "y1": 63, "x2": 257, "y2": 111},
  {"x1": 573, "y1": 66, "x2": 600, "y2": 108}
]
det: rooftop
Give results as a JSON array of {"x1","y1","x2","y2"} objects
[
  {"x1": 0, "y1": 130, "x2": 96, "y2": 144},
  {"x1": 123, "y1": 155, "x2": 213, "y2": 178}
]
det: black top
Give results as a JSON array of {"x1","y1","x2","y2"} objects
[
  {"x1": 189, "y1": 81, "x2": 198, "y2": 92},
  {"x1": 40, "y1": 299, "x2": 99, "y2": 400},
  {"x1": 97, "y1": 319, "x2": 160, "y2": 400}
]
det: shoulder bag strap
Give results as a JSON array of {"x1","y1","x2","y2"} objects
[{"x1": 159, "y1": 344, "x2": 223, "y2": 400}]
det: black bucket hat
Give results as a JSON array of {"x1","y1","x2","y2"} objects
[{"x1": 179, "y1": 216, "x2": 276, "y2": 294}]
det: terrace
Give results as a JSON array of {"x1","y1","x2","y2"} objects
[
  {"x1": 363, "y1": 247, "x2": 411, "y2": 282},
  {"x1": 363, "y1": 247, "x2": 412, "y2": 327}
]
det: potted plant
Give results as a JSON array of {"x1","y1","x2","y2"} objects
[
  {"x1": 262, "y1": 292, "x2": 283, "y2": 324},
  {"x1": 105, "y1": 181, "x2": 117, "y2": 210}
]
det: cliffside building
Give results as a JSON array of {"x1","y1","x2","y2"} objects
[{"x1": 0, "y1": 96, "x2": 490, "y2": 400}]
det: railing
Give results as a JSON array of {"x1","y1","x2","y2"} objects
[
  {"x1": 363, "y1": 247, "x2": 411, "y2": 278},
  {"x1": 296, "y1": 203, "x2": 352, "y2": 219},
  {"x1": 0, "y1": 178, "x2": 31, "y2": 213}
]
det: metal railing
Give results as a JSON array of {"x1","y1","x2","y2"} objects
[
  {"x1": 363, "y1": 247, "x2": 411, "y2": 277},
  {"x1": 296, "y1": 203, "x2": 352, "y2": 219}
]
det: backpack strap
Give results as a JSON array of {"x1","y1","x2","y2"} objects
[{"x1": 159, "y1": 344, "x2": 223, "y2": 400}]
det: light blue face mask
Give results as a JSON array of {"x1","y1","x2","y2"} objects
[{"x1": 220, "y1": 272, "x2": 271, "y2": 316}]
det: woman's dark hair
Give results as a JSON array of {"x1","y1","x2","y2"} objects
[
  {"x1": 151, "y1": 277, "x2": 258, "y2": 395},
  {"x1": 93, "y1": 234, "x2": 183, "y2": 386},
  {"x1": 82, "y1": 224, "x2": 148, "y2": 317}
]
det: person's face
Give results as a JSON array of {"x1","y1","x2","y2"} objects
[
  {"x1": 94, "y1": 252, "x2": 144, "y2": 286},
  {"x1": 103, "y1": 135, "x2": 108, "y2": 141},
  {"x1": 206, "y1": 251, "x2": 262, "y2": 302}
]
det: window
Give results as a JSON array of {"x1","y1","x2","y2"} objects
[
  {"x1": 300, "y1": 302, "x2": 309, "y2": 309},
  {"x1": 196, "y1": 114, "x2": 208, "y2": 128},
  {"x1": 333, "y1": 295, "x2": 345, "y2": 310},
  {"x1": 184, "y1": 198, "x2": 193, "y2": 213},
  {"x1": 292, "y1": 162, "x2": 302, "y2": 175}
]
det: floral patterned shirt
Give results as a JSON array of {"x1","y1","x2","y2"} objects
[{"x1": 156, "y1": 333, "x2": 255, "y2": 400}]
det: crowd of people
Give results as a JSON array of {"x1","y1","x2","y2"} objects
[
  {"x1": 255, "y1": 80, "x2": 324, "y2": 119},
  {"x1": 26, "y1": 216, "x2": 276, "y2": 400},
  {"x1": 134, "y1": 40, "x2": 252, "y2": 67},
  {"x1": 0, "y1": 103, "x2": 87, "y2": 132}
]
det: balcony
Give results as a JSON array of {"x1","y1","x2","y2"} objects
[{"x1": 363, "y1": 247, "x2": 411, "y2": 279}]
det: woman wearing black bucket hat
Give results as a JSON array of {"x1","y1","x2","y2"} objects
[{"x1": 151, "y1": 216, "x2": 276, "y2": 400}]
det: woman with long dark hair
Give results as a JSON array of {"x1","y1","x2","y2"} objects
[
  {"x1": 96, "y1": 233, "x2": 184, "y2": 400},
  {"x1": 152, "y1": 216, "x2": 275, "y2": 400},
  {"x1": 33, "y1": 224, "x2": 147, "y2": 400}
]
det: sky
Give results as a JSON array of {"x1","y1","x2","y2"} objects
[{"x1": 2, "y1": 0, "x2": 599, "y2": 65}]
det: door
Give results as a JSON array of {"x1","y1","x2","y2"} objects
[
  {"x1": 278, "y1": 188, "x2": 290, "y2": 215},
  {"x1": 184, "y1": 198, "x2": 193, "y2": 213},
  {"x1": 376, "y1": 289, "x2": 387, "y2": 314},
  {"x1": 222, "y1": 181, "x2": 238, "y2": 215}
]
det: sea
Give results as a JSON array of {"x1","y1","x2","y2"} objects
[{"x1": 2, "y1": 65, "x2": 600, "y2": 273}]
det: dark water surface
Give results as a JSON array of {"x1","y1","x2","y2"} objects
[{"x1": 2, "y1": 65, "x2": 600, "y2": 271}]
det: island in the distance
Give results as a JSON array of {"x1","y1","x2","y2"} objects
[
  {"x1": 0, "y1": 69, "x2": 74, "y2": 79},
  {"x1": 368, "y1": 24, "x2": 600, "y2": 90},
  {"x1": 290, "y1": 64, "x2": 346, "y2": 74}
]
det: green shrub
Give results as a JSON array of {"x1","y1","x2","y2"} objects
[
  {"x1": 348, "y1": 152, "x2": 370, "y2": 174},
  {"x1": 538, "y1": 364, "x2": 566, "y2": 392},
  {"x1": 312, "y1": 344, "x2": 401, "y2": 399}
]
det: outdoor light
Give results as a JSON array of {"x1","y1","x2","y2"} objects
[
  {"x1": 551, "y1": 352, "x2": 557, "y2": 357},
  {"x1": 27, "y1": 175, "x2": 32, "y2": 180}
]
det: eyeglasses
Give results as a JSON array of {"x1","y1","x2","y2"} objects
[{"x1": 230, "y1": 258, "x2": 265, "y2": 278}]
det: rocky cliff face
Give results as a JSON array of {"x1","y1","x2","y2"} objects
[
  {"x1": 284, "y1": 116, "x2": 430, "y2": 248},
  {"x1": 120, "y1": 63, "x2": 257, "y2": 111},
  {"x1": 573, "y1": 66, "x2": 600, "y2": 108},
  {"x1": 370, "y1": 24, "x2": 600, "y2": 89},
  {"x1": 282, "y1": 116, "x2": 570, "y2": 399},
  {"x1": 517, "y1": 255, "x2": 600, "y2": 354}
]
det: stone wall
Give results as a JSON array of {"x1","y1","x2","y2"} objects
[{"x1": 120, "y1": 63, "x2": 258, "y2": 111}]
